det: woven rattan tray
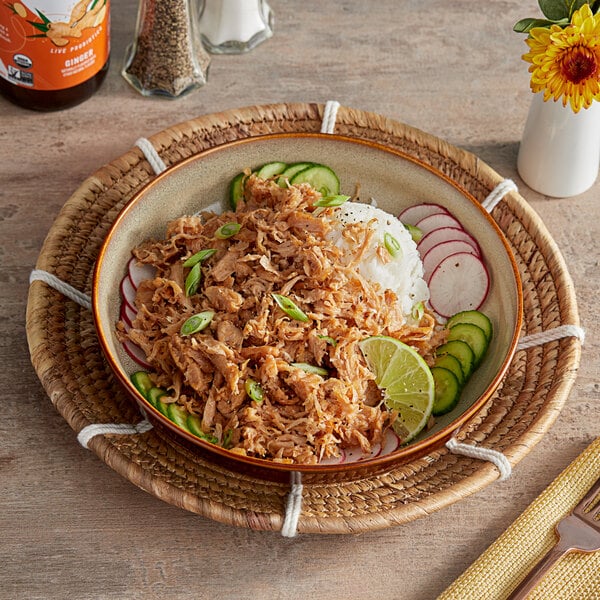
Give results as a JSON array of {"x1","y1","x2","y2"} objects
[{"x1": 26, "y1": 103, "x2": 581, "y2": 534}]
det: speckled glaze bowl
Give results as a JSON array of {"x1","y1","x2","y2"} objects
[{"x1": 93, "y1": 133, "x2": 523, "y2": 482}]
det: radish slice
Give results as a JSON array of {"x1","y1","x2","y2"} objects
[
  {"x1": 428, "y1": 252, "x2": 490, "y2": 317},
  {"x1": 123, "y1": 340, "x2": 152, "y2": 369},
  {"x1": 415, "y1": 212, "x2": 463, "y2": 236},
  {"x1": 398, "y1": 202, "x2": 449, "y2": 226},
  {"x1": 120, "y1": 302, "x2": 135, "y2": 328},
  {"x1": 342, "y1": 444, "x2": 382, "y2": 463},
  {"x1": 128, "y1": 257, "x2": 156, "y2": 289},
  {"x1": 422, "y1": 240, "x2": 479, "y2": 282},
  {"x1": 319, "y1": 450, "x2": 346, "y2": 465},
  {"x1": 120, "y1": 274, "x2": 138, "y2": 309},
  {"x1": 380, "y1": 429, "x2": 400, "y2": 455},
  {"x1": 417, "y1": 226, "x2": 481, "y2": 258}
]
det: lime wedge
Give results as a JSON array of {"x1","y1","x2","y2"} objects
[{"x1": 359, "y1": 336, "x2": 435, "y2": 443}]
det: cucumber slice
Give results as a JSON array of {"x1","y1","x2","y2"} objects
[
  {"x1": 187, "y1": 414, "x2": 219, "y2": 443},
  {"x1": 229, "y1": 172, "x2": 246, "y2": 210},
  {"x1": 447, "y1": 323, "x2": 489, "y2": 367},
  {"x1": 447, "y1": 310, "x2": 493, "y2": 342},
  {"x1": 431, "y1": 366, "x2": 461, "y2": 415},
  {"x1": 167, "y1": 403, "x2": 191, "y2": 430},
  {"x1": 436, "y1": 340, "x2": 475, "y2": 380},
  {"x1": 277, "y1": 162, "x2": 314, "y2": 186},
  {"x1": 149, "y1": 389, "x2": 170, "y2": 417},
  {"x1": 131, "y1": 371, "x2": 153, "y2": 399},
  {"x1": 147, "y1": 386, "x2": 167, "y2": 409},
  {"x1": 290, "y1": 164, "x2": 340, "y2": 196},
  {"x1": 433, "y1": 353, "x2": 465, "y2": 386},
  {"x1": 256, "y1": 161, "x2": 287, "y2": 179}
]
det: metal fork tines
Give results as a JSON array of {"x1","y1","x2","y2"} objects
[{"x1": 507, "y1": 473, "x2": 600, "y2": 600}]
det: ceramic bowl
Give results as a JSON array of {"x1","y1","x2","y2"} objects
[{"x1": 93, "y1": 133, "x2": 523, "y2": 482}]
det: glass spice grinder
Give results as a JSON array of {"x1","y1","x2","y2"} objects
[{"x1": 122, "y1": 0, "x2": 210, "y2": 98}]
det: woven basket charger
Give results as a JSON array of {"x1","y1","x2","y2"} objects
[{"x1": 26, "y1": 103, "x2": 581, "y2": 534}]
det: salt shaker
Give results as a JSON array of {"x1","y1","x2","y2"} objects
[
  {"x1": 122, "y1": 0, "x2": 210, "y2": 98},
  {"x1": 198, "y1": 0, "x2": 273, "y2": 54}
]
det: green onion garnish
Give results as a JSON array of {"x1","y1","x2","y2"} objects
[
  {"x1": 384, "y1": 232, "x2": 403, "y2": 258},
  {"x1": 184, "y1": 262, "x2": 202, "y2": 296},
  {"x1": 245, "y1": 378, "x2": 264, "y2": 403},
  {"x1": 215, "y1": 222, "x2": 241, "y2": 239},
  {"x1": 271, "y1": 293, "x2": 309, "y2": 322},
  {"x1": 313, "y1": 194, "x2": 351, "y2": 208},
  {"x1": 291, "y1": 363, "x2": 329, "y2": 376},
  {"x1": 182, "y1": 248, "x2": 216, "y2": 268},
  {"x1": 411, "y1": 301, "x2": 425, "y2": 322},
  {"x1": 404, "y1": 223, "x2": 423, "y2": 243},
  {"x1": 317, "y1": 334, "x2": 337, "y2": 346},
  {"x1": 222, "y1": 428, "x2": 234, "y2": 449},
  {"x1": 180, "y1": 310, "x2": 215, "y2": 336}
]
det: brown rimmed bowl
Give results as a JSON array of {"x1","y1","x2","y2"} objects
[{"x1": 92, "y1": 132, "x2": 523, "y2": 483}]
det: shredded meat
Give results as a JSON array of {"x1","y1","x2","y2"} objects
[{"x1": 118, "y1": 175, "x2": 440, "y2": 464}]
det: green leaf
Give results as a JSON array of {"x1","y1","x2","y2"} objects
[
  {"x1": 513, "y1": 17, "x2": 555, "y2": 33},
  {"x1": 35, "y1": 9, "x2": 51, "y2": 25},
  {"x1": 538, "y1": 0, "x2": 571, "y2": 21},
  {"x1": 537, "y1": 0, "x2": 591, "y2": 21},
  {"x1": 27, "y1": 20, "x2": 49, "y2": 32}
]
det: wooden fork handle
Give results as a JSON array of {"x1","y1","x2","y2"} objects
[{"x1": 506, "y1": 539, "x2": 572, "y2": 600}]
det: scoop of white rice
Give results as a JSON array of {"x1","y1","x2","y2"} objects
[{"x1": 324, "y1": 202, "x2": 429, "y2": 318}]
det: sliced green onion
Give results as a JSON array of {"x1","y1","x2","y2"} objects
[
  {"x1": 184, "y1": 262, "x2": 202, "y2": 296},
  {"x1": 384, "y1": 232, "x2": 403, "y2": 258},
  {"x1": 222, "y1": 428, "x2": 234, "y2": 449},
  {"x1": 404, "y1": 223, "x2": 423, "y2": 243},
  {"x1": 411, "y1": 301, "x2": 425, "y2": 322},
  {"x1": 245, "y1": 378, "x2": 264, "y2": 403},
  {"x1": 215, "y1": 222, "x2": 241, "y2": 239},
  {"x1": 317, "y1": 334, "x2": 337, "y2": 346},
  {"x1": 313, "y1": 194, "x2": 350, "y2": 208},
  {"x1": 180, "y1": 310, "x2": 215, "y2": 336},
  {"x1": 291, "y1": 362, "x2": 329, "y2": 377},
  {"x1": 271, "y1": 293, "x2": 309, "y2": 322},
  {"x1": 182, "y1": 248, "x2": 216, "y2": 268}
]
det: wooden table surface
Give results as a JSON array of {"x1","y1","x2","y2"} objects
[{"x1": 3, "y1": 1, "x2": 599, "y2": 598}]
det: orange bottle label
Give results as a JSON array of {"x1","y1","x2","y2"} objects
[{"x1": 0, "y1": 1, "x2": 110, "y2": 91}]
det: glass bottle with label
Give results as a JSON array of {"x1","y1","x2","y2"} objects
[{"x1": 0, "y1": 0, "x2": 111, "y2": 111}]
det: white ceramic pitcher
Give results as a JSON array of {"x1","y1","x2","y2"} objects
[{"x1": 517, "y1": 92, "x2": 600, "y2": 197}]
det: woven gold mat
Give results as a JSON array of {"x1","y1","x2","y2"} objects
[
  {"x1": 26, "y1": 103, "x2": 582, "y2": 534},
  {"x1": 438, "y1": 437, "x2": 600, "y2": 599}
]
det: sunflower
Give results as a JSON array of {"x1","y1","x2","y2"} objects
[{"x1": 523, "y1": 4, "x2": 600, "y2": 112}]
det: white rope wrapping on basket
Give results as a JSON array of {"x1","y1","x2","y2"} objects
[
  {"x1": 482, "y1": 179, "x2": 518, "y2": 212},
  {"x1": 77, "y1": 420, "x2": 153, "y2": 449},
  {"x1": 446, "y1": 436, "x2": 512, "y2": 481},
  {"x1": 517, "y1": 325, "x2": 585, "y2": 350},
  {"x1": 30, "y1": 269, "x2": 92, "y2": 310},
  {"x1": 281, "y1": 472, "x2": 304, "y2": 537},
  {"x1": 321, "y1": 100, "x2": 340, "y2": 134},
  {"x1": 135, "y1": 137, "x2": 167, "y2": 174}
]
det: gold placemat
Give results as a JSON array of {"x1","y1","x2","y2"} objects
[
  {"x1": 26, "y1": 102, "x2": 582, "y2": 534},
  {"x1": 438, "y1": 437, "x2": 600, "y2": 599}
]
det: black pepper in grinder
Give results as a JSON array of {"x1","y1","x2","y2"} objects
[{"x1": 122, "y1": 0, "x2": 210, "y2": 98}]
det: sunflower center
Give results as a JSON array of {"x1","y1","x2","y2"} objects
[{"x1": 561, "y1": 46, "x2": 598, "y2": 84}]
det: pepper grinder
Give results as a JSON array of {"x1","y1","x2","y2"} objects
[
  {"x1": 122, "y1": 0, "x2": 210, "y2": 98},
  {"x1": 198, "y1": 0, "x2": 273, "y2": 54}
]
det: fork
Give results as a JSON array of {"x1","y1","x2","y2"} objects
[{"x1": 507, "y1": 473, "x2": 600, "y2": 599}]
